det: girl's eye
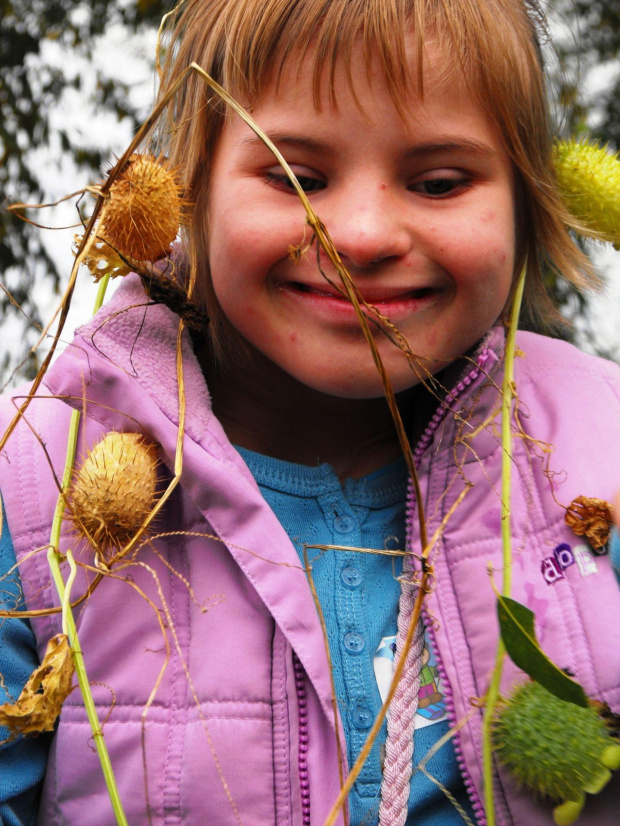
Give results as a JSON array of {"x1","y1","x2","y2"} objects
[
  {"x1": 409, "y1": 175, "x2": 469, "y2": 197},
  {"x1": 265, "y1": 171, "x2": 326, "y2": 193}
]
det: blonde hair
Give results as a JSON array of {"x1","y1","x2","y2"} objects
[{"x1": 157, "y1": 0, "x2": 595, "y2": 356}]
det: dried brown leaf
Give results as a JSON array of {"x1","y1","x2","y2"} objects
[
  {"x1": 565, "y1": 496, "x2": 613, "y2": 551},
  {"x1": 0, "y1": 633, "x2": 74, "y2": 738}
]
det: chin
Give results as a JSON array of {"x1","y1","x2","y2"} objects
[{"x1": 296, "y1": 365, "x2": 425, "y2": 400}]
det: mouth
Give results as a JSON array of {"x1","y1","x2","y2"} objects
[{"x1": 278, "y1": 281, "x2": 441, "y2": 315}]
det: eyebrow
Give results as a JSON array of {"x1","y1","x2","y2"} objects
[
  {"x1": 400, "y1": 139, "x2": 497, "y2": 161},
  {"x1": 237, "y1": 133, "x2": 337, "y2": 157},
  {"x1": 237, "y1": 133, "x2": 497, "y2": 161}
]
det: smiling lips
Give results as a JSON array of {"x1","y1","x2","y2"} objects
[{"x1": 279, "y1": 280, "x2": 440, "y2": 316}]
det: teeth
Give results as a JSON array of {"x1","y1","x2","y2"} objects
[
  {"x1": 292, "y1": 283, "x2": 342, "y2": 298},
  {"x1": 314, "y1": 288, "x2": 342, "y2": 298}
]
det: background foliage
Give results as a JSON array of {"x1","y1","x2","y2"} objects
[
  {"x1": 0, "y1": 0, "x2": 169, "y2": 382},
  {"x1": 552, "y1": 0, "x2": 620, "y2": 145},
  {"x1": 1, "y1": 0, "x2": 619, "y2": 384},
  {"x1": 543, "y1": 0, "x2": 620, "y2": 359}
]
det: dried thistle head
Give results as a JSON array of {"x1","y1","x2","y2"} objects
[
  {"x1": 0, "y1": 634, "x2": 74, "y2": 738},
  {"x1": 98, "y1": 153, "x2": 187, "y2": 263},
  {"x1": 565, "y1": 496, "x2": 613, "y2": 551},
  {"x1": 553, "y1": 139, "x2": 620, "y2": 247},
  {"x1": 69, "y1": 432, "x2": 159, "y2": 561}
]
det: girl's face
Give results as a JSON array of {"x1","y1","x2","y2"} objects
[{"x1": 207, "y1": 46, "x2": 517, "y2": 398}]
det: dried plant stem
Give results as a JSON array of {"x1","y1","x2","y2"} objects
[
  {"x1": 155, "y1": 0, "x2": 189, "y2": 79},
  {"x1": 188, "y1": 63, "x2": 427, "y2": 545},
  {"x1": 303, "y1": 549, "x2": 348, "y2": 823},
  {"x1": 107, "y1": 320, "x2": 186, "y2": 566},
  {"x1": 302, "y1": 526, "x2": 408, "y2": 789},
  {"x1": 0, "y1": 60, "x2": 196, "y2": 454},
  {"x1": 186, "y1": 89, "x2": 433, "y2": 809},
  {"x1": 323, "y1": 583, "x2": 425, "y2": 826},
  {"x1": 0, "y1": 203, "x2": 108, "y2": 454},
  {"x1": 322, "y1": 485, "x2": 470, "y2": 826},
  {"x1": 47, "y1": 546, "x2": 128, "y2": 824},
  {"x1": 129, "y1": 556, "x2": 242, "y2": 826},
  {"x1": 415, "y1": 714, "x2": 479, "y2": 826},
  {"x1": 481, "y1": 264, "x2": 527, "y2": 826}
]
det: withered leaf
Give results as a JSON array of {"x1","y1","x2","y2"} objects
[
  {"x1": 565, "y1": 496, "x2": 613, "y2": 550},
  {"x1": 0, "y1": 633, "x2": 75, "y2": 738}
]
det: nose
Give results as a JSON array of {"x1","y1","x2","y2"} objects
[{"x1": 325, "y1": 184, "x2": 412, "y2": 269}]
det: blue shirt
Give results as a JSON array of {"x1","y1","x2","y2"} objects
[
  {"x1": 611, "y1": 526, "x2": 620, "y2": 586},
  {"x1": 0, "y1": 498, "x2": 50, "y2": 825},
  {"x1": 237, "y1": 448, "x2": 472, "y2": 825}
]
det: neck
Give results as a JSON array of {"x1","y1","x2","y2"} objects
[{"x1": 198, "y1": 343, "x2": 423, "y2": 481}]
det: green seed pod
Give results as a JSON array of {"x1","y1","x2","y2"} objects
[
  {"x1": 492, "y1": 681, "x2": 620, "y2": 825},
  {"x1": 553, "y1": 138, "x2": 620, "y2": 246}
]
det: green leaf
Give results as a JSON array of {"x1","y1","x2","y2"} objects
[{"x1": 497, "y1": 596, "x2": 588, "y2": 707}]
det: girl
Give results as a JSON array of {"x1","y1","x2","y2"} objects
[{"x1": 1, "y1": 0, "x2": 620, "y2": 824}]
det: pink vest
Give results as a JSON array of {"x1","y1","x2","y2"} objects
[{"x1": 1, "y1": 275, "x2": 619, "y2": 825}]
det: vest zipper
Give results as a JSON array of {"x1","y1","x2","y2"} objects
[
  {"x1": 406, "y1": 347, "x2": 493, "y2": 826},
  {"x1": 293, "y1": 651, "x2": 312, "y2": 826}
]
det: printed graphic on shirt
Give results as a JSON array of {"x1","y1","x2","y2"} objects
[{"x1": 374, "y1": 635, "x2": 447, "y2": 729}]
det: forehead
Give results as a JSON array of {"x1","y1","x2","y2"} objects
[
  {"x1": 218, "y1": 41, "x2": 510, "y2": 178},
  {"x1": 250, "y1": 37, "x2": 480, "y2": 134},
  {"x1": 264, "y1": 32, "x2": 461, "y2": 114}
]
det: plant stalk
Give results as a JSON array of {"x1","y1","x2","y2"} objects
[
  {"x1": 48, "y1": 274, "x2": 128, "y2": 826},
  {"x1": 481, "y1": 265, "x2": 526, "y2": 826}
]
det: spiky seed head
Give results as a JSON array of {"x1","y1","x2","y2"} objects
[
  {"x1": 70, "y1": 432, "x2": 159, "y2": 558},
  {"x1": 553, "y1": 139, "x2": 620, "y2": 246},
  {"x1": 492, "y1": 681, "x2": 620, "y2": 825},
  {"x1": 99, "y1": 154, "x2": 184, "y2": 262}
]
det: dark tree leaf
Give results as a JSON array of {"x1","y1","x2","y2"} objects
[{"x1": 497, "y1": 595, "x2": 589, "y2": 708}]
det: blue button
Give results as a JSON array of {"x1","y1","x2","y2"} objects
[
  {"x1": 344, "y1": 632, "x2": 365, "y2": 653},
  {"x1": 341, "y1": 566, "x2": 362, "y2": 588},
  {"x1": 333, "y1": 515, "x2": 355, "y2": 534},
  {"x1": 351, "y1": 705, "x2": 373, "y2": 730}
]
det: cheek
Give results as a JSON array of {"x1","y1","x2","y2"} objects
[
  {"x1": 208, "y1": 226, "x2": 265, "y2": 307},
  {"x1": 455, "y1": 215, "x2": 516, "y2": 293},
  {"x1": 210, "y1": 209, "x2": 259, "y2": 266},
  {"x1": 210, "y1": 202, "x2": 303, "y2": 284}
]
